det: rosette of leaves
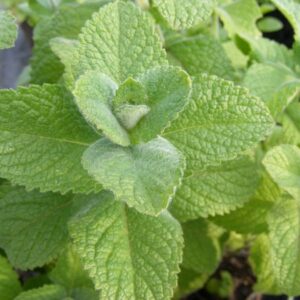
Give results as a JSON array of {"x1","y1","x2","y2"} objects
[{"x1": 0, "y1": 1, "x2": 275, "y2": 299}]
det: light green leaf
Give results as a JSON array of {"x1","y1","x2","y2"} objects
[
  {"x1": 267, "y1": 198, "x2": 300, "y2": 295},
  {"x1": 0, "y1": 256, "x2": 22, "y2": 300},
  {"x1": 182, "y1": 219, "x2": 221, "y2": 274},
  {"x1": 257, "y1": 16, "x2": 283, "y2": 33},
  {"x1": 216, "y1": 0, "x2": 262, "y2": 37},
  {"x1": 249, "y1": 235, "x2": 281, "y2": 295},
  {"x1": 82, "y1": 137, "x2": 185, "y2": 216},
  {"x1": 0, "y1": 11, "x2": 17, "y2": 49},
  {"x1": 151, "y1": 0, "x2": 214, "y2": 30},
  {"x1": 31, "y1": 3, "x2": 102, "y2": 84},
  {"x1": 129, "y1": 66, "x2": 191, "y2": 143},
  {"x1": 0, "y1": 85, "x2": 101, "y2": 194},
  {"x1": 271, "y1": 0, "x2": 300, "y2": 40},
  {"x1": 0, "y1": 188, "x2": 73, "y2": 269},
  {"x1": 170, "y1": 156, "x2": 259, "y2": 221},
  {"x1": 69, "y1": 192, "x2": 183, "y2": 300},
  {"x1": 71, "y1": 1, "x2": 167, "y2": 85},
  {"x1": 163, "y1": 74, "x2": 274, "y2": 170},
  {"x1": 167, "y1": 34, "x2": 235, "y2": 80},
  {"x1": 243, "y1": 63, "x2": 300, "y2": 117},
  {"x1": 73, "y1": 71, "x2": 130, "y2": 146},
  {"x1": 15, "y1": 285, "x2": 67, "y2": 300},
  {"x1": 49, "y1": 246, "x2": 95, "y2": 293},
  {"x1": 263, "y1": 144, "x2": 300, "y2": 199},
  {"x1": 211, "y1": 171, "x2": 281, "y2": 234}
]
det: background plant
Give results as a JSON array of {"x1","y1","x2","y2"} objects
[{"x1": 0, "y1": 0, "x2": 299, "y2": 299}]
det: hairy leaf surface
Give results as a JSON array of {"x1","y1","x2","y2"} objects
[
  {"x1": 0, "y1": 11, "x2": 17, "y2": 49},
  {"x1": 69, "y1": 192, "x2": 183, "y2": 300}
]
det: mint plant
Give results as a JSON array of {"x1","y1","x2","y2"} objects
[{"x1": 0, "y1": 0, "x2": 300, "y2": 299}]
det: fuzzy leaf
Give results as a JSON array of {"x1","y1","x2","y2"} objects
[
  {"x1": 267, "y1": 199, "x2": 300, "y2": 296},
  {"x1": 30, "y1": 3, "x2": 102, "y2": 84},
  {"x1": 0, "y1": 256, "x2": 22, "y2": 300},
  {"x1": 151, "y1": 0, "x2": 214, "y2": 30},
  {"x1": 170, "y1": 156, "x2": 259, "y2": 221},
  {"x1": 263, "y1": 144, "x2": 300, "y2": 199},
  {"x1": 217, "y1": 0, "x2": 262, "y2": 37},
  {"x1": 0, "y1": 11, "x2": 17, "y2": 49},
  {"x1": 163, "y1": 74, "x2": 274, "y2": 170},
  {"x1": 0, "y1": 85, "x2": 101, "y2": 194},
  {"x1": 0, "y1": 188, "x2": 73, "y2": 269},
  {"x1": 69, "y1": 192, "x2": 183, "y2": 300},
  {"x1": 82, "y1": 137, "x2": 185, "y2": 216},
  {"x1": 129, "y1": 66, "x2": 191, "y2": 143},
  {"x1": 243, "y1": 63, "x2": 300, "y2": 117},
  {"x1": 73, "y1": 71, "x2": 130, "y2": 146},
  {"x1": 71, "y1": 1, "x2": 167, "y2": 85},
  {"x1": 167, "y1": 34, "x2": 235, "y2": 80}
]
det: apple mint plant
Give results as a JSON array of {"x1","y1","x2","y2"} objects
[{"x1": 0, "y1": 0, "x2": 300, "y2": 299}]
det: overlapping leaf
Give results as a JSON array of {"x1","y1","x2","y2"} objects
[
  {"x1": 0, "y1": 11, "x2": 17, "y2": 49},
  {"x1": 0, "y1": 85, "x2": 101, "y2": 194},
  {"x1": 69, "y1": 192, "x2": 183, "y2": 300}
]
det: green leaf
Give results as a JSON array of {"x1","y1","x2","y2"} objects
[
  {"x1": 73, "y1": 71, "x2": 130, "y2": 146},
  {"x1": 69, "y1": 192, "x2": 183, "y2": 300},
  {"x1": 71, "y1": 1, "x2": 167, "y2": 86},
  {"x1": 151, "y1": 0, "x2": 214, "y2": 30},
  {"x1": 267, "y1": 198, "x2": 300, "y2": 295},
  {"x1": 170, "y1": 156, "x2": 259, "y2": 221},
  {"x1": 257, "y1": 16, "x2": 283, "y2": 33},
  {"x1": 0, "y1": 256, "x2": 22, "y2": 300},
  {"x1": 263, "y1": 144, "x2": 300, "y2": 199},
  {"x1": 249, "y1": 235, "x2": 281, "y2": 295},
  {"x1": 163, "y1": 74, "x2": 274, "y2": 170},
  {"x1": 0, "y1": 85, "x2": 101, "y2": 194},
  {"x1": 167, "y1": 34, "x2": 235, "y2": 80},
  {"x1": 31, "y1": 3, "x2": 102, "y2": 84},
  {"x1": 182, "y1": 219, "x2": 221, "y2": 274},
  {"x1": 271, "y1": 0, "x2": 300, "y2": 41},
  {"x1": 82, "y1": 137, "x2": 185, "y2": 216},
  {"x1": 216, "y1": 0, "x2": 262, "y2": 37},
  {"x1": 211, "y1": 171, "x2": 281, "y2": 234},
  {"x1": 243, "y1": 63, "x2": 300, "y2": 117},
  {"x1": 0, "y1": 11, "x2": 17, "y2": 49},
  {"x1": 15, "y1": 285, "x2": 67, "y2": 300},
  {"x1": 0, "y1": 188, "x2": 73, "y2": 269},
  {"x1": 49, "y1": 246, "x2": 95, "y2": 293},
  {"x1": 129, "y1": 66, "x2": 191, "y2": 143}
]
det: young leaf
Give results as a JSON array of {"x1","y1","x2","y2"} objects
[
  {"x1": 71, "y1": 1, "x2": 167, "y2": 85},
  {"x1": 0, "y1": 256, "x2": 22, "y2": 300},
  {"x1": 15, "y1": 285, "x2": 67, "y2": 300},
  {"x1": 0, "y1": 85, "x2": 101, "y2": 194},
  {"x1": 271, "y1": 0, "x2": 300, "y2": 41},
  {"x1": 0, "y1": 11, "x2": 17, "y2": 50},
  {"x1": 182, "y1": 219, "x2": 221, "y2": 274},
  {"x1": 263, "y1": 144, "x2": 300, "y2": 199},
  {"x1": 267, "y1": 199, "x2": 300, "y2": 296},
  {"x1": 150, "y1": 0, "x2": 214, "y2": 30},
  {"x1": 167, "y1": 34, "x2": 235, "y2": 80},
  {"x1": 69, "y1": 192, "x2": 183, "y2": 300},
  {"x1": 163, "y1": 74, "x2": 274, "y2": 170},
  {"x1": 129, "y1": 66, "x2": 191, "y2": 143},
  {"x1": 30, "y1": 3, "x2": 103, "y2": 84},
  {"x1": 82, "y1": 137, "x2": 185, "y2": 216},
  {"x1": 216, "y1": 0, "x2": 262, "y2": 37},
  {"x1": 243, "y1": 63, "x2": 300, "y2": 117},
  {"x1": 73, "y1": 71, "x2": 130, "y2": 146},
  {"x1": 0, "y1": 188, "x2": 73, "y2": 269},
  {"x1": 170, "y1": 156, "x2": 259, "y2": 221},
  {"x1": 249, "y1": 235, "x2": 281, "y2": 295}
]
